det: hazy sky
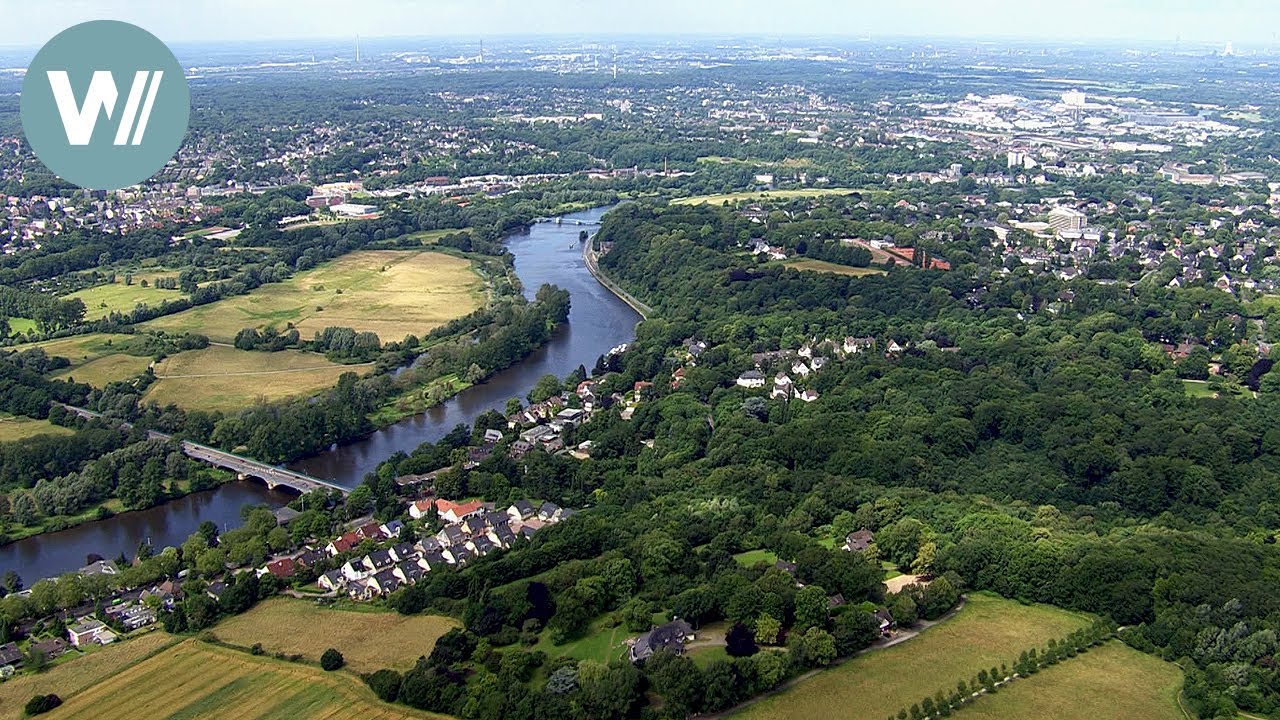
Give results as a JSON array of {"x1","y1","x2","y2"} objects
[{"x1": 2, "y1": 0, "x2": 1276, "y2": 48}]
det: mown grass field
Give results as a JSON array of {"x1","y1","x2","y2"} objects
[
  {"x1": 0, "y1": 412, "x2": 74, "y2": 442},
  {"x1": 733, "y1": 549, "x2": 779, "y2": 567},
  {"x1": 47, "y1": 639, "x2": 442, "y2": 720},
  {"x1": 398, "y1": 228, "x2": 472, "y2": 245},
  {"x1": 142, "y1": 346, "x2": 363, "y2": 412},
  {"x1": 952, "y1": 641, "x2": 1184, "y2": 720},
  {"x1": 68, "y1": 272, "x2": 182, "y2": 320},
  {"x1": 0, "y1": 631, "x2": 178, "y2": 720},
  {"x1": 211, "y1": 598, "x2": 458, "y2": 673},
  {"x1": 784, "y1": 259, "x2": 887, "y2": 277},
  {"x1": 735, "y1": 593, "x2": 1093, "y2": 720},
  {"x1": 6, "y1": 317, "x2": 37, "y2": 337},
  {"x1": 533, "y1": 617, "x2": 632, "y2": 664},
  {"x1": 673, "y1": 188, "x2": 881, "y2": 205},
  {"x1": 144, "y1": 250, "x2": 483, "y2": 343}
]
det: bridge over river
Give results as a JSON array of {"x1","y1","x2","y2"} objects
[{"x1": 57, "y1": 404, "x2": 348, "y2": 496}]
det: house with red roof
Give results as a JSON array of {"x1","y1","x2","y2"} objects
[{"x1": 436, "y1": 498, "x2": 485, "y2": 524}]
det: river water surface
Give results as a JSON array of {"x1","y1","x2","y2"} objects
[{"x1": 0, "y1": 205, "x2": 638, "y2": 582}]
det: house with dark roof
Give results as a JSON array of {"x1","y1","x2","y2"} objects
[
  {"x1": 390, "y1": 542, "x2": 417, "y2": 563},
  {"x1": 319, "y1": 569, "x2": 347, "y2": 592},
  {"x1": 362, "y1": 550, "x2": 395, "y2": 573},
  {"x1": 0, "y1": 642, "x2": 21, "y2": 667},
  {"x1": 395, "y1": 562, "x2": 424, "y2": 585},
  {"x1": 537, "y1": 502, "x2": 562, "y2": 522},
  {"x1": 628, "y1": 619, "x2": 695, "y2": 662},
  {"x1": 843, "y1": 529, "x2": 875, "y2": 553}
]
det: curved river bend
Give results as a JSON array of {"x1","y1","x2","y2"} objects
[{"x1": 1, "y1": 206, "x2": 638, "y2": 581}]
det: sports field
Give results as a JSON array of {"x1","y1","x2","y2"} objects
[
  {"x1": 0, "y1": 631, "x2": 178, "y2": 720},
  {"x1": 144, "y1": 250, "x2": 484, "y2": 343},
  {"x1": 735, "y1": 593, "x2": 1092, "y2": 720},
  {"x1": 143, "y1": 347, "x2": 363, "y2": 412},
  {"x1": 211, "y1": 598, "x2": 459, "y2": 673},
  {"x1": 46, "y1": 639, "x2": 442, "y2": 720},
  {"x1": 0, "y1": 413, "x2": 74, "y2": 442},
  {"x1": 784, "y1": 259, "x2": 887, "y2": 277},
  {"x1": 673, "y1": 188, "x2": 880, "y2": 205},
  {"x1": 952, "y1": 641, "x2": 1184, "y2": 720},
  {"x1": 68, "y1": 272, "x2": 183, "y2": 320}
]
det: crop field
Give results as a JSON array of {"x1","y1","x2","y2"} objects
[
  {"x1": 952, "y1": 641, "x2": 1184, "y2": 720},
  {"x1": 0, "y1": 412, "x2": 74, "y2": 442},
  {"x1": 735, "y1": 593, "x2": 1092, "y2": 720},
  {"x1": 0, "y1": 631, "x2": 178, "y2": 720},
  {"x1": 784, "y1": 259, "x2": 887, "y2": 277},
  {"x1": 143, "y1": 346, "x2": 363, "y2": 412},
  {"x1": 210, "y1": 598, "x2": 459, "y2": 673},
  {"x1": 673, "y1": 188, "x2": 882, "y2": 205},
  {"x1": 67, "y1": 272, "x2": 183, "y2": 320},
  {"x1": 46, "y1": 639, "x2": 442, "y2": 720},
  {"x1": 144, "y1": 250, "x2": 483, "y2": 343}
]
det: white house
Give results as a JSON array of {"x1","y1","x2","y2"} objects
[
  {"x1": 736, "y1": 370, "x2": 766, "y2": 388},
  {"x1": 67, "y1": 618, "x2": 116, "y2": 648}
]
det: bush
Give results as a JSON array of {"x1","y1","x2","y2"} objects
[
  {"x1": 25, "y1": 694, "x2": 62, "y2": 715},
  {"x1": 366, "y1": 669, "x2": 403, "y2": 702},
  {"x1": 320, "y1": 648, "x2": 345, "y2": 671}
]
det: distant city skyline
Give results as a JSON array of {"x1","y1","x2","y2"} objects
[{"x1": 2, "y1": 0, "x2": 1277, "y2": 48}]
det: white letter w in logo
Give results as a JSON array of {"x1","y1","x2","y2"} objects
[{"x1": 46, "y1": 70, "x2": 164, "y2": 146}]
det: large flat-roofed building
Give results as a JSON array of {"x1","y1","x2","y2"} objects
[{"x1": 1048, "y1": 206, "x2": 1087, "y2": 235}]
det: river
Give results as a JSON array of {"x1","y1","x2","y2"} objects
[{"x1": 0, "y1": 205, "x2": 639, "y2": 582}]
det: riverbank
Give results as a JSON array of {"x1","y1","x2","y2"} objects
[{"x1": 583, "y1": 241, "x2": 653, "y2": 319}]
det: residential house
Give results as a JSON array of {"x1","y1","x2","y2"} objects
[
  {"x1": 362, "y1": 550, "x2": 395, "y2": 573},
  {"x1": 0, "y1": 642, "x2": 21, "y2": 667},
  {"x1": 629, "y1": 619, "x2": 695, "y2": 662},
  {"x1": 436, "y1": 498, "x2": 485, "y2": 524},
  {"x1": 538, "y1": 502, "x2": 563, "y2": 522},
  {"x1": 341, "y1": 560, "x2": 369, "y2": 582},
  {"x1": 771, "y1": 373, "x2": 794, "y2": 399},
  {"x1": 380, "y1": 520, "x2": 406, "y2": 538},
  {"x1": 395, "y1": 562, "x2": 424, "y2": 586},
  {"x1": 260, "y1": 557, "x2": 298, "y2": 580},
  {"x1": 30, "y1": 637, "x2": 69, "y2": 660},
  {"x1": 507, "y1": 500, "x2": 536, "y2": 522},
  {"x1": 68, "y1": 618, "x2": 116, "y2": 647},
  {"x1": 736, "y1": 370, "x2": 766, "y2": 388},
  {"x1": 79, "y1": 559, "x2": 118, "y2": 577},
  {"x1": 797, "y1": 389, "x2": 820, "y2": 403},
  {"x1": 842, "y1": 529, "x2": 875, "y2": 553},
  {"x1": 483, "y1": 429, "x2": 505, "y2": 444},
  {"x1": 409, "y1": 498, "x2": 437, "y2": 520},
  {"x1": 326, "y1": 531, "x2": 361, "y2": 556},
  {"x1": 319, "y1": 570, "x2": 347, "y2": 592},
  {"x1": 389, "y1": 542, "x2": 417, "y2": 563}
]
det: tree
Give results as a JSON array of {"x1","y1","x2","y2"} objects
[
  {"x1": 24, "y1": 694, "x2": 62, "y2": 715},
  {"x1": 794, "y1": 585, "x2": 829, "y2": 632},
  {"x1": 726, "y1": 622, "x2": 759, "y2": 657},
  {"x1": 754, "y1": 613, "x2": 781, "y2": 645},
  {"x1": 833, "y1": 610, "x2": 881, "y2": 656},
  {"x1": 791, "y1": 627, "x2": 837, "y2": 668},
  {"x1": 320, "y1": 648, "x2": 344, "y2": 671},
  {"x1": 367, "y1": 669, "x2": 402, "y2": 701}
]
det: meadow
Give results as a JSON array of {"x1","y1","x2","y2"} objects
[
  {"x1": 0, "y1": 412, "x2": 74, "y2": 442},
  {"x1": 144, "y1": 250, "x2": 484, "y2": 343},
  {"x1": 143, "y1": 346, "x2": 363, "y2": 412},
  {"x1": 0, "y1": 631, "x2": 178, "y2": 720},
  {"x1": 210, "y1": 598, "x2": 458, "y2": 673},
  {"x1": 951, "y1": 641, "x2": 1185, "y2": 720},
  {"x1": 20, "y1": 333, "x2": 153, "y2": 387},
  {"x1": 734, "y1": 593, "x2": 1093, "y2": 720},
  {"x1": 673, "y1": 188, "x2": 882, "y2": 205},
  {"x1": 67, "y1": 272, "x2": 183, "y2": 320},
  {"x1": 45, "y1": 639, "x2": 442, "y2": 720},
  {"x1": 783, "y1": 259, "x2": 887, "y2": 277}
]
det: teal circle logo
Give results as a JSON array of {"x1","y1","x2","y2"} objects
[{"x1": 20, "y1": 20, "x2": 190, "y2": 191}]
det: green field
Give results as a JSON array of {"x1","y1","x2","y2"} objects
[
  {"x1": 7, "y1": 317, "x2": 37, "y2": 337},
  {"x1": 144, "y1": 250, "x2": 484, "y2": 343},
  {"x1": 212, "y1": 598, "x2": 458, "y2": 673},
  {"x1": 784, "y1": 259, "x2": 887, "y2": 277},
  {"x1": 673, "y1": 188, "x2": 881, "y2": 205},
  {"x1": 0, "y1": 412, "x2": 74, "y2": 442},
  {"x1": 16, "y1": 333, "x2": 152, "y2": 387},
  {"x1": 533, "y1": 617, "x2": 632, "y2": 664},
  {"x1": 398, "y1": 228, "x2": 472, "y2": 245},
  {"x1": 733, "y1": 549, "x2": 780, "y2": 567},
  {"x1": 46, "y1": 639, "x2": 440, "y2": 720},
  {"x1": 735, "y1": 593, "x2": 1092, "y2": 720},
  {"x1": 1182, "y1": 379, "x2": 1251, "y2": 400},
  {"x1": 952, "y1": 641, "x2": 1184, "y2": 720},
  {"x1": 68, "y1": 273, "x2": 183, "y2": 320},
  {"x1": 0, "y1": 631, "x2": 178, "y2": 720},
  {"x1": 143, "y1": 346, "x2": 365, "y2": 412}
]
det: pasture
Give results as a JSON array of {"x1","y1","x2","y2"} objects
[
  {"x1": 784, "y1": 259, "x2": 887, "y2": 277},
  {"x1": 45, "y1": 639, "x2": 441, "y2": 720},
  {"x1": 67, "y1": 272, "x2": 182, "y2": 320},
  {"x1": 0, "y1": 631, "x2": 178, "y2": 720},
  {"x1": 0, "y1": 412, "x2": 74, "y2": 442},
  {"x1": 952, "y1": 641, "x2": 1184, "y2": 720},
  {"x1": 734, "y1": 593, "x2": 1092, "y2": 720},
  {"x1": 144, "y1": 250, "x2": 484, "y2": 343},
  {"x1": 673, "y1": 188, "x2": 880, "y2": 205},
  {"x1": 210, "y1": 598, "x2": 458, "y2": 673},
  {"x1": 143, "y1": 346, "x2": 362, "y2": 412},
  {"x1": 19, "y1": 333, "x2": 152, "y2": 387}
]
